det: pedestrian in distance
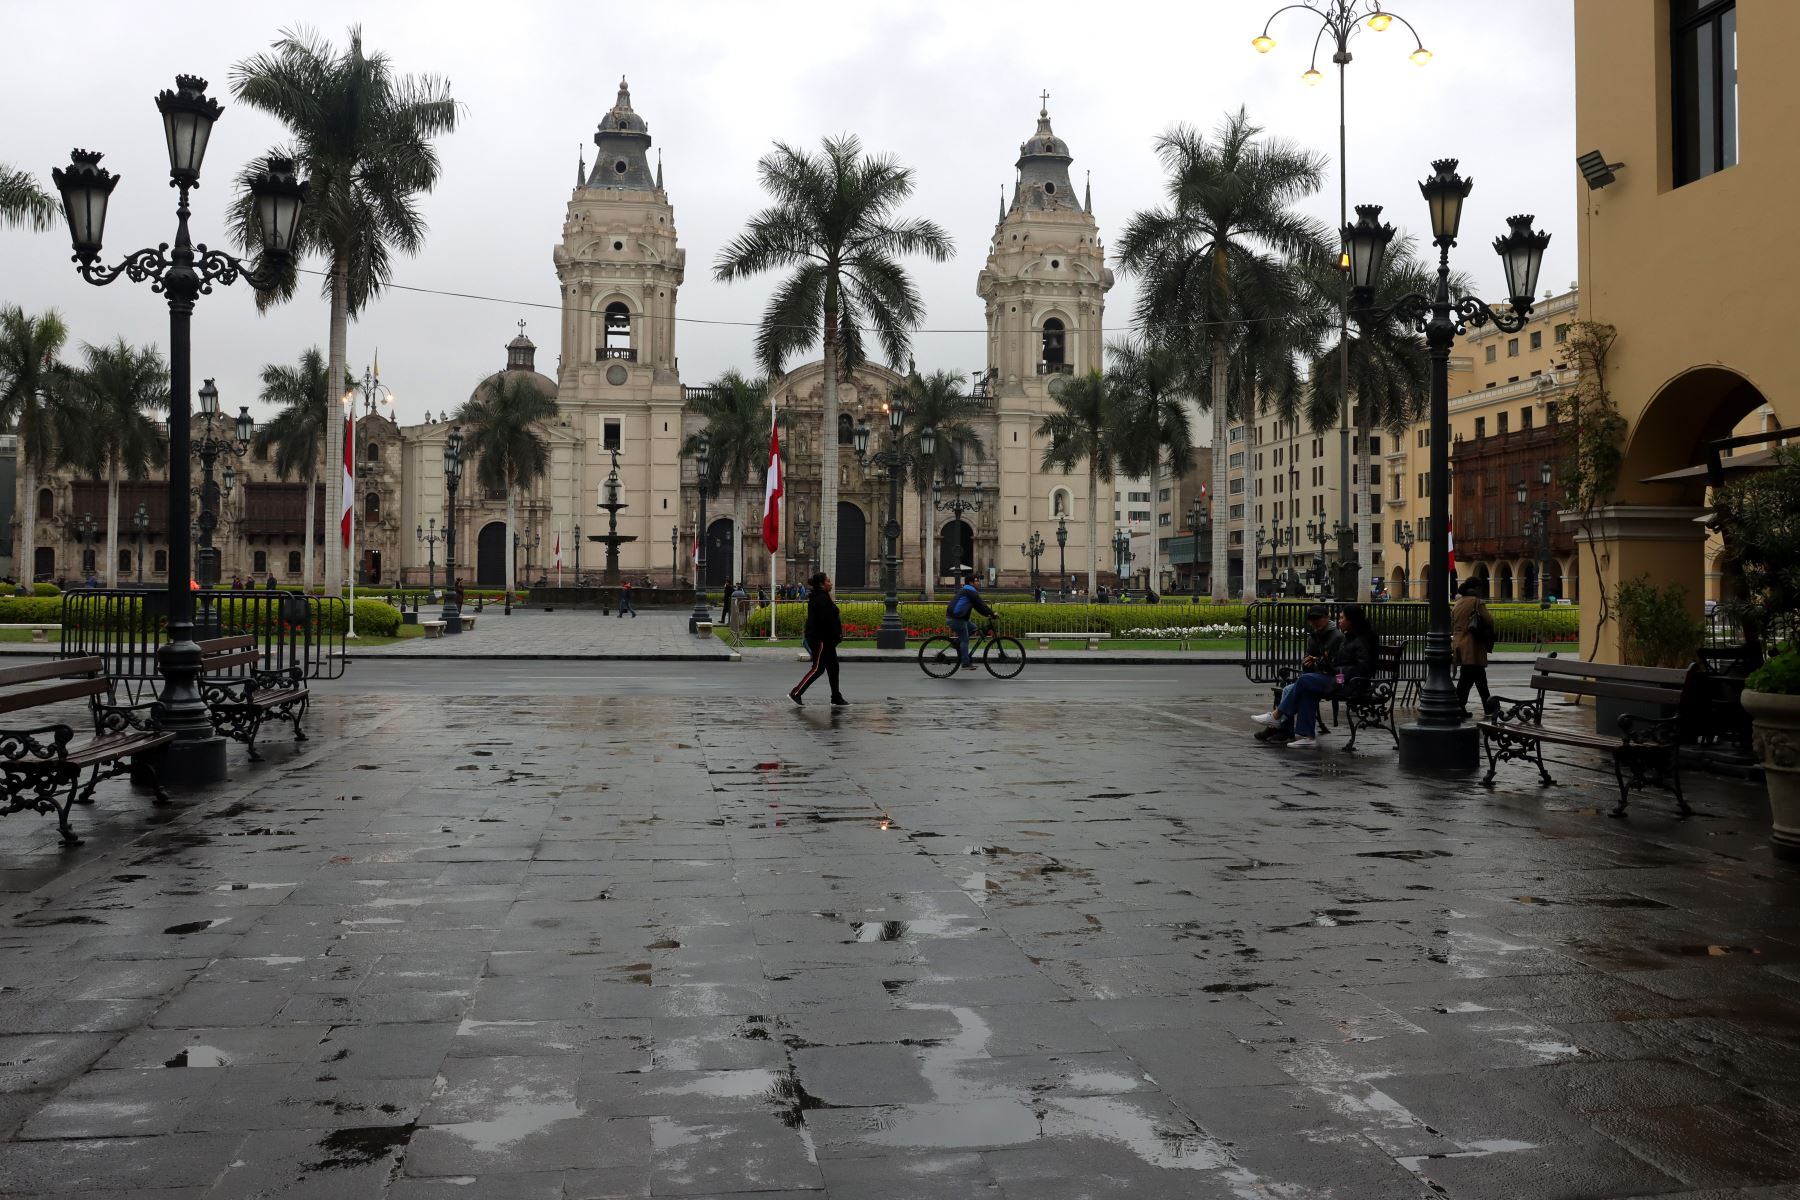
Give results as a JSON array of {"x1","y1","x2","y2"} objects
[
  {"x1": 789, "y1": 572, "x2": 847, "y2": 707},
  {"x1": 1452, "y1": 577, "x2": 1498, "y2": 716},
  {"x1": 945, "y1": 576, "x2": 996, "y2": 671},
  {"x1": 618, "y1": 579, "x2": 637, "y2": 618}
]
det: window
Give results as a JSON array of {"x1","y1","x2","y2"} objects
[
  {"x1": 1040, "y1": 317, "x2": 1066, "y2": 368},
  {"x1": 1529, "y1": 331, "x2": 1542, "y2": 350},
  {"x1": 1158, "y1": 512, "x2": 1171, "y2": 526},
  {"x1": 288, "y1": 551, "x2": 301, "y2": 574},
  {"x1": 1474, "y1": 417, "x2": 1486, "y2": 439},
  {"x1": 1371, "y1": 494, "x2": 1382, "y2": 515},
  {"x1": 36, "y1": 487, "x2": 53, "y2": 514},
  {"x1": 1417, "y1": 473, "x2": 1428, "y2": 498},
  {"x1": 1554, "y1": 324, "x2": 1569, "y2": 344},
  {"x1": 1369, "y1": 436, "x2": 1380, "y2": 455},
  {"x1": 365, "y1": 492, "x2": 381, "y2": 522},
  {"x1": 1507, "y1": 338, "x2": 1519, "y2": 357},
  {"x1": 1484, "y1": 345, "x2": 1496, "y2": 364},
  {"x1": 118, "y1": 549, "x2": 131, "y2": 571},
  {"x1": 1227, "y1": 453, "x2": 1244, "y2": 469},
  {"x1": 1312, "y1": 438, "x2": 1323, "y2": 457},
  {"x1": 1128, "y1": 510, "x2": 1150, "y2": 522},
  {"x1": 1229, "y1": 478, "x2": 1244, "y2": 495},
  {"x1": 1370, "y1": 465, "x2": 1381, "y2": 484},
  {"x1": 1229, "y1": 426, "x2": 1245, "y2": 444},
  {"x1": 1229, "y1": 503, "x2": 1244, "y2": 520},
  {"x1": 1497, "y1": 412, "x2": 1509, "y2": 435},
  {"x1": 1158, "y1": 487, "x2": 1172, "y2": 501},
  {"x1": 1673, "y1": 0, "x2": 1738, "y2": 186},
  {"x1": 1128, "y1": 491, "x2": 1149, "y2": 503},
  {"x1": 367, "y1": 441, "x2": 381, "y2": 462},
  {"x1": 253, "y1": 550, "x2": 267, "y2": 574},
  {"x1": 155, "y1": 550, "x2": 169, "y2": 574},
  {"x1": 1521, "y1": 408, "x2": 1534, "y2": 430},
  {"x1": 604, "y1": 419, "x2": 622, "y2": 452},
  {"x1": 837, "y1": 413, "x2": 853, "y2": 446},
  {"x1": 1546, "y1": 401, "x2": 1560, "y2": 425}
]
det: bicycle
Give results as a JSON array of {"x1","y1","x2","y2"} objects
[{"x1": 918, "y1": 622, "x2": 1027, "y2": 679}]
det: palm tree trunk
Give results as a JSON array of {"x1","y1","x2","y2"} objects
[
  {"x1": 818, "y1": 302, "x2": 840, "y2": 582},
  {"x1": 302, "y1": 476, "x2": 316, "y2": 590},
  {"x1": 1086, "y1": 460, "x2": 1098, "y2": 596},
  {"x1": 1356, "y1": 409, "x2": 1373, "y2": 602},
  {"x1": 105, "y1": 457, "x2": 120, "y2": 588},
  {"x1": 732, "y1": 485, "x2": 745, "y2": 584},
  {"x1": 1210, "y1": 336, "x2": 1230, "y2": 603},
  {"x1": 323, "y1": 261, "x2": 348, "y2": 597},
  {"x1": 505, "y1": 489, "x2": 517, "y2": 601},
  {"x1": 18, "y1": 465, "x2": 36, "y2": 585}
]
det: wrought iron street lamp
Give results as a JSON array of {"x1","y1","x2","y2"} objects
[
  {"x1": 1254, "y1": 527, "x2": 1268, "y2": 599},
  {"x1": 77, "y1": 513, "x2": 97, "y2": 580},
  {"x1": 442, "y1": 425, "x2": 465, "y2": 634},
  {"x1": 1111, "y1": 529, "x2": 1132, "y2": 589},
  {"x1": 132, "y1": 502, "x2": 149, "y2": 585},
  {"x1": 670, "y1": 524, "x2": 680, "y2": 588},
  {"x1": 855, "y1": 400, "x2": 936, "y2": 649},
  {"x1": 1056, "y1": 515, "x2": 1068, "y2": 595},
  {"x1": 1020, "y1": 530, "x2": 1046, "y2": 592},
  {"x1": 52, "y1": 75, "x2": 307, "y2": 786},
  {"x1": 1306, "y1": 519, "x2": 1331, "y2": 593},
  {"x1": 690, "y1": 434, "x2": 712, "y2": 632},
  {"x1": 1342, "y1": 158, "x2": 1550, "y2": 769},
  {"x1": 1395, "y1": 518, "x2": 1417, "y2": 599},
  {"x1": 934, "y1": 465, "x2": 984, "y2": 587},
  {"x1": 192, "y1": 377, "x2": 251, "y2": 598},
  {"x1": 417, "y1": 518, "x2": 443, "y2": 600},
  {"x1": 1252, "y1": 2, "x2": 1430, "y2": 602},
  {"x1": 1518, "y1": 459, "x2": 1554, "y2": 609}
]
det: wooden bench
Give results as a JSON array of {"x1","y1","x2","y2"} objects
[
  {"x1": 1477, "y1": 657, "x2": 1705, "y2": 817},
  {"x1": 420, "y1": 620, "x2": 447, "y2": 638},
  {"x1": 196, "y1": 635, "x2": 309, "y2": 762},
  {"x1": 0, "y1": 656, "x2": 174, "y2": 845},
  {"x1": 1026, "y1": 632, "x2": 1111, "y2": 651}
]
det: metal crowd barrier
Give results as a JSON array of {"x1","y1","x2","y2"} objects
[
  {"x1": 59, "y1": 588, "x2": 348, "y2": 703},
  {"x1": 1244, "y1": 600, "x2": 1431, "y2": 686}
]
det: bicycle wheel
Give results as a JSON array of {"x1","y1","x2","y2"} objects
[
  {"x1": 918, "y1": 636, "x2": 961, "y2": 679},
  {"x1": 984, "y1": 635, "x2": 1027, "y2": 679}
]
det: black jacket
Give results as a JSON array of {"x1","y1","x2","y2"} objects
[
  {"x1": 1336, "y1": 632, "x2": 1378, "y2": 685},
  {"x1": 804, "y1": 589, "x2": 843, "y2": 647},
  {"x1": 1303, "y1": 625, "x2": 1344, "y2": 671}
]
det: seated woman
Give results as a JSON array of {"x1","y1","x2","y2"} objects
[{"x1": 1252, "y1": 604, "x2": 1380, "y2": 749}]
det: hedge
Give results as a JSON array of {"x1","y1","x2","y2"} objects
[
  {"x1": 9, "y1": 583, "x2": 60, "y2": 597},
  {"x1": 0, "y1": 597, "x2": 67, "y2": 623},
  {"x1": 46, "y1": 594, "x2": 402, "y2": 639},
  {"x1": 745, "y1": 599, "x2": 1582, "y2": 643}
]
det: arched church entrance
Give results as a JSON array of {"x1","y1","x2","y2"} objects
[
  {"x1": 705, "y1": 518, "x2": 734, "y2": 588},
  {"x1": 476, "y1": 521, "x2": 507, "y2": 586},
  {"x1": 940, "y1": 520, "x2": 973, "y2": 580},
  {"x1": 835, "y1": 503, "x2": 867, "y2": 588}
]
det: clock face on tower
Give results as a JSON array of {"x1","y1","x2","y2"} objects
[{"x1": 606, "y1": 364, "x2": 629, "y2": 386}]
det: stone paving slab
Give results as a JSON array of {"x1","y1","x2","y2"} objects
[{"x1": 0, "y1": 675, "x2": 1796, "y2": 1197}]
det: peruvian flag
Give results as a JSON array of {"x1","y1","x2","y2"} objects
[
  {"x1": 341, "y1": 407, "x2": 354, "y2": 548},
  {"x1": 762, "y1": 426, "x2": 782, "y2": 552},
  {"x1": 553, "y1": 534, "x2": 563, "y2": 568}
]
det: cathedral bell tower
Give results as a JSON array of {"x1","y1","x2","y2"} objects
[{"x1": 976, "y1": 98, "x2": 1113, "y2": 584}]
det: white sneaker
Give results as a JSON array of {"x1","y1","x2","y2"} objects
[
  {"x1": 1288, "y1": 737, "x2": 1319, "y2": 749},
  {"x1": 1251, "y1": 712, "x2": 1282, "y2": 727}
]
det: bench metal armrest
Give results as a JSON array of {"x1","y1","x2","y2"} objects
[
  {"x1": 1486, "y1": 694, "x2": 1542, "y2": 724},
  {"x1": 91, "y1": 699, "x2": 162, "y2": 736},
  {"x1": 0, "y1": 723, "x2": 76, "y2": 761},
  {"x1": 1616, "y1": 712, "x2": 1681, "y2": 748}
]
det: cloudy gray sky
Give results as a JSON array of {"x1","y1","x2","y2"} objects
[{"x1": 3, "y1": 0, "x2": 1576, "y2": 426}]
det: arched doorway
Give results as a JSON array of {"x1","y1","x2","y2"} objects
[
  {"x1": 1391, "y1": 566, "x2": 1408, "y2": 600},
  {"x1": 836, "y1": 503, "x2": 867, "y2": 588},
  {"x1": 1471, "y1": 563, "x2": 1491, "y2": 598},
  {"x1": 33, "y1": 547, "x2": 54, "y2": 582},
  {"x1": 1496, "y1": 563, "x2": 1514, "y2": 602},
  {"x1": 939, "y1": 520, "x2": 973, "y2": 581},
  {"x1": 1521, "y1": 561, "x2": 1538, "y2": 602},
  {"x1": 476, "y1": 521, "x2": 507, "y2": 585},
  {"x1": 705, "y1": 518, "x2": 734, "y2": 588}
]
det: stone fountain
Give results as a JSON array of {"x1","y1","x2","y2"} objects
[{"x1": 590, "y1": 447, "x2": 637, "y2": 586}]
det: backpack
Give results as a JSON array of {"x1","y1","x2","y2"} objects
[
  {"x1": 946, "y1": 587, "x2": 975, "y2": 620},
  {"x1": 1470, "y1": 606, "x2": 1498, "y2": 652}
]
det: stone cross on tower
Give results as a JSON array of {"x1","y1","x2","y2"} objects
[{"x1": 1039, "y1": 89, "x2": 1050, "y2": 112}]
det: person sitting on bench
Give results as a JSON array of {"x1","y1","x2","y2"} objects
[
  {"x1": 1253, "y1": 605, "x2": 1378, "y2": 749},
  {"x1": 1255, "y1": 606, "x2": 1340, "y2": 744}
]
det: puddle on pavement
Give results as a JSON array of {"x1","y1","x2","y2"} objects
[
  {"x1": 212, "y1": 882, "x2": 291, "y2": 892},
  {"x1": 439, "y1": 1087, "x2": 579, "y2": 1153},
  {"x1": 162, "y1": 1045, "x2": 231, "y2": 1068},
  {"x1": 162, "y1": 918, "x2": 228, "y2": 935},
  {"x1": 308, "y1": 1123, "x2": 417, "y2": 1170},
  {"x1": 851, "y1": 921, "x2": 908, "y2": 943}
]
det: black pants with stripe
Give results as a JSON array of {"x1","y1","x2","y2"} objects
[{"x1": 794, "y1": 643, "x2": 841, "y2": 699}]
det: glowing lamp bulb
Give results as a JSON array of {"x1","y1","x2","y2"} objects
[
  {"x1": 1252, "y1": 34, "x2": 1276, "y2": 53},
  {"x1": 1411, "y1": 47, "x2": 1433, "y2": 66},
  {"x1": 1367, "y1": 12, "x2": 1392, "y2": 31},
  {"x1": 1302, "y1": 67, "x2": 1324, "y2": 86}
]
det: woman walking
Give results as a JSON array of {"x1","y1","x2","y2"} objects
[
  {"x1": 789, "y1": 572, "x2": 848, "y2": 707},
  {"x1": 1452, "y1": 577, "x2": 1497, "y2": 716}
]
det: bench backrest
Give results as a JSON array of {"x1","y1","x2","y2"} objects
[
  {"x1": 0, "y1": 655, "x2": 109, "y2": 716},
  {"x1": 195, "y1": 634, "x2": 260, "y2": 675},
  {"x1": 1531, "y1": 657, "x2": 1708, "y2": 737}
]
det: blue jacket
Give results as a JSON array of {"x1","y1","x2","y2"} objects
[{"x1": 946, "y1": 584, "x2": 994, "y2": 621}]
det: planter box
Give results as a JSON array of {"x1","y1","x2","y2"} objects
[{"x1": 1743, "y1": 689, "x2": 1800, "y2": 862}]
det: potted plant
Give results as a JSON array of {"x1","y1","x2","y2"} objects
[{"x1": 1718, "y1": 446, "x2": 1800, "y2": 859}]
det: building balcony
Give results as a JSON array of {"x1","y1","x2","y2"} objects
[
  {"x1": 1036, "y1": 362, "x2": 1073, "y2": 376},
  {"x1": 1451, "y1": 367, "x2": 1573, "y2": 410},
  {"x1": 598, "y1": 347, "x2": 638, "y2": 362}
]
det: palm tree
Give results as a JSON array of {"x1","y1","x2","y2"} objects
[
  {"x1": 681, "y1": 370, "x2": 768, "y2": 584},
  {"x1": 457, "y1": 373, "x2": 555, "y2": 598},
  {"x1": 898, "y1": 369, "x2": 986, "y2": 599},
  {"x1": 0, "y1": 306, "x2": 73, "y2": 583},
  {"x1": 0, "y1": 164, "x2": 59, "y2": 232},
  {"x1": 1117, "y1": 108, "x2": 1330, "y2": 601},
  {"x1": 254, "y1": 348, "x2": 335, "y2": 590},
  {"x1": 1307, "y1": 236, "x2": 1448, "y2": 596},
  {"x1": 714, "y1": 135, "x2": 953, "y2": 579},
  {"x1": 229, "y1": 25, "x2": 460, "y2": 597},
  {"x1": 1108, "y1": 339, "x2": 1196, "y2": 595},
  {"x1": 65, "y1": 340, "x2": 168, "y2": 587},
  {"x1": 1037, "y1": 370, "x2": 1124, "y2": 596}
]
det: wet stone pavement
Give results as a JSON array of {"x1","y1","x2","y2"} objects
[{"x1": 2, "y1": 675, "x2": 1800, "y2": 1198}]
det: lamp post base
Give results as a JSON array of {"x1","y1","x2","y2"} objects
[
  {"x1": 875, "y1": 626, "x2": 906, "y2": 650},
  {"x1": 157, "y1": 734, "x2": 228, "y2": 788},
  {"x1": 1397, "y1": 720, "x2": 1480, "y2": 771}
]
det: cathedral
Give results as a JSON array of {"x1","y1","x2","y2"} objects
[{"x1": 19, "y1": 81, "x2": 1116, "y2": 595}]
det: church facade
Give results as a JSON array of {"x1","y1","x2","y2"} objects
[{"x1": 17, "y1": 82, "x2": 1117, "y2": 595}]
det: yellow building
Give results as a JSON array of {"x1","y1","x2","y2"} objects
[{"x1": 1573, "y1": 0, "x2": 1797, "y2": 662}]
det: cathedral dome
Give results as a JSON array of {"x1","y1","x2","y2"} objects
[
  {"x1": 600, "y1": 77, "x2": 649, "y2": 137},
  {"x1": 1010, "y1": 101, "x2": 1082, "y2": 215},
  {"x1": 472, "y1": 326, "x2": 558, "y2": 405},
  {"x1": 585, "y1": 77, "x2": 659, "y2": 192}
]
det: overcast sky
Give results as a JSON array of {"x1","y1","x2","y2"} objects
[{"x1": 2, "y1": 0, "x2": 1577, "y2": 427}]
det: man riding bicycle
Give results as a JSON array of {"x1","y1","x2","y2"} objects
[{"x1": 945, "y1": 578, "x2": 996, "y2": 671}]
